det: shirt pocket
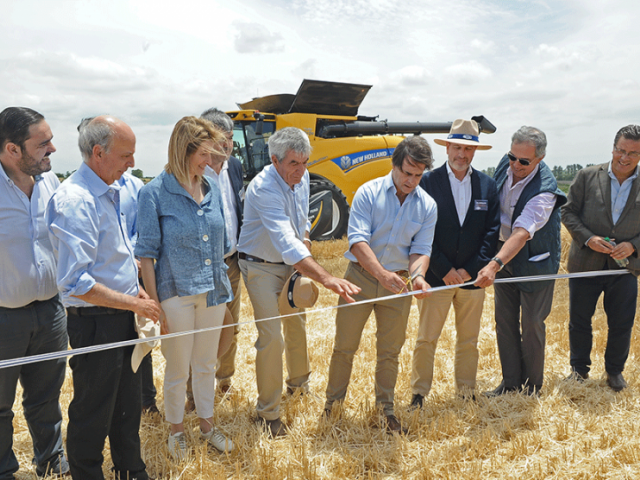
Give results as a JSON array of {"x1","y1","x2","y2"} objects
[{"x1": 398, "y1": 220, "x2": 424, "y2": 246}]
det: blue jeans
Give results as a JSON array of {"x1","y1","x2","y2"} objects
[{"x1": 0, "y1": 295, "x2": 68, "y2": 479}]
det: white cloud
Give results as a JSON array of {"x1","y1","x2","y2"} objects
[
  {"x1": 232, "y1": 21, "x2": 285, "y2": 54},
  {"x1": 444, "y1": 61, "x2": 493, "y2": 84}
]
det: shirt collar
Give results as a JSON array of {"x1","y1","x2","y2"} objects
[
  {"x1": 77, "y1": 162, "x2": 115, "y2": 197},
  {"x1": 445, "y1": 161, "x2": 472, "y2": 181}
]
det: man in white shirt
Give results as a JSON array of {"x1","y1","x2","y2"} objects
[
  {"x1": 410, "y1": 119, "x2": 500, "y2": 408},
  {"x1": 476, "y1": 126, "x2": 566, "y2": 396}
]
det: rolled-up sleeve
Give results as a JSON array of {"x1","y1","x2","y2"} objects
[
  {"x1": 134, "y1": 185, "x2": 161, "y2": 260},
  {"x1": 46, "y1": 196, "x2": 98, "y2": 298},
  {"x1": 251, "y1": 184, "x2": 310, "y2": 265},
  {"x1": 347, "y1": 185, "x2": 374, "y2": 248},
  {"x1": 409, "y1": 198, "x2": 437, "y2": 257},
  {"x1": 513, "y1": 192, "x2": 556, "y2": 240}
]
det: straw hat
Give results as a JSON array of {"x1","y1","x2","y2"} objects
[
  {"x1": 278, "y1": 271, "x2": 319, "y2": 315},
  {"x1": 434, "y1": 119, "x2": 492, "y2": 150},
  {"x1": 131, "y1": 315, "x2": 160, "y2": 373}
]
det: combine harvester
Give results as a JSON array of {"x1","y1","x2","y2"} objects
[{"x1": 227, "y1": 79, "x2": 496, "y2": 240}]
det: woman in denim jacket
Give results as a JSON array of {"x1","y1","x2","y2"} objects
[{"x1": 135, "y1": 116, "x2": 234, "y2": 458}]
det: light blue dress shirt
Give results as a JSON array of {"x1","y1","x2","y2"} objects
[
  {"x1": 345, "y1": 171, "x2": 438, "y2": 271},
  {"x1": 135, "y1": 171, "x2": 232, "y2": 307},
  {"x1": 117, "y1": 172, "x2": 144, "y2": 246},
  {"x1": 46, "y1": 162, "x2": 139, "y2": 307},
  {"x1": 608, "y1": 162, "x2": 639, "y2": 224},
  {"x1": 0, "y1": 165, "x2": 60, "y2": 308},
  {"x1": 237, "y1": 165, "x2": 311, "y2": 265}
]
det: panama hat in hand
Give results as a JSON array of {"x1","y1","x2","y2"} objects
[{"x1": 278, "y1": 271, "x2": 319, "y2": 316}]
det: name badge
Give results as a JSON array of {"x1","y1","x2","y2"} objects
[{"x1": 474, "y1": 199, "x2": 488, "y2": 211}]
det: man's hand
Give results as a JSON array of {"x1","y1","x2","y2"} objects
[
  {"x1": 611, "y1": 241, "x2": 634, "y2": 260},
  {"x1": 475, "y1": 261, "x2": 500, "y2": 288},
  {"x1": 323, "y1": 276, "x2": 361, "y2": 303},
  {"x1": 456, "y1": 268, "x2": 472, "y2": 282},
  {"x1": 412, "y1": 276, "x2": 431, "y2": 300},
  {"x1": 587, "y1": 236, "x2": 615, "y2": 254},
  {"x1": 442, "y1": 268, "x2": 464, "y2": 286},
  {"x1": 379, "y1": 270, "x2": 410, "y2": 295},
  {"x1": 133, "y1": 293, "x2": 161, "y2": 322}
]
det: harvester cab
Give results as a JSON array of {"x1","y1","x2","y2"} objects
[{"x1": 227, "y1": 79, "x2": 496, "y2": 240}]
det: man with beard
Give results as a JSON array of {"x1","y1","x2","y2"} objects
[{"x1": 0, "y1": 107, "x2": 69, "y2": 478}]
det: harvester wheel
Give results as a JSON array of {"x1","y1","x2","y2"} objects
[{"x1": 310, "y1": 179, "x2": 349, "y2": 240}]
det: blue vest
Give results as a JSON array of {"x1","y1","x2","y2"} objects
[{"x1": 494, "y1": 155, "x2": 567, "y2": 292}]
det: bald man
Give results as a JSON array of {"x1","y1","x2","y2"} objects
[{"x1": 47, "y1": 116, "x2": 160, "y2": 480}]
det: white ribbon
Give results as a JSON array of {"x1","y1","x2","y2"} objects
[{"x1": 0, "y1": 268, "x2": 631, "y2": 370}]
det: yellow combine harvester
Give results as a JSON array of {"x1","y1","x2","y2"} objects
[{"x1": 227, "y1": 79, "x2": 495, "y2": 240}]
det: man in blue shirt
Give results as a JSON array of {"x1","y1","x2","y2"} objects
[
  {"x1": 0, "y1": 107, "x2": 69, "y2": 479},
  {"x1": 238, "y1": 127, "x2": 360, "y2": 437},
  {"x1": 324, "y1": 136, "x2": 437, "y2": 434},
  {"x1": 562, "y1": 125, "x2": 640, "y2": 392},
  {"x1": 47, "y1": 115, "x2": 160, "y2": 480}
]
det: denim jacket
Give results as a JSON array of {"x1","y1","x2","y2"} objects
[{"x1": 135, "y1": 171, "x2": 232, "y2": 307}]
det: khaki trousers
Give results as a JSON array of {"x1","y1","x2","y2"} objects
[
  {"x1": 239, "y1": 259, "x2": 310, "y2": 421},
  {"x1": 325, "y1": 263, "x2": 412, "y2": 416},
  {"x1": 216, "y1": 253, "x2": 242, "y2": 385},
  {"x1": 411, "y1": 288, "x2": 485, "y2": 397}
]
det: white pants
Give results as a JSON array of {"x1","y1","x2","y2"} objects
[{"x1": 161, "y1": 293, "x2": 225, "y2": 424}]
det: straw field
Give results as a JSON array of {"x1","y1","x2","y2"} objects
[{"x1": 11, "y1": 227, "x2": 640, "y2": 479}]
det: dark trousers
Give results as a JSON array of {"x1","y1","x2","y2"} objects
[
  {"x1": 494, "y1": 276, "x2": 555, "y2": 389},
  {"x1": 0, "y1": 295, "x2": 68, "y2": 480},
  {"x1": 569, "y1": 273, "x2": 637, "y2": 376},
  {"x1": 139, "y1": 352, "x2": 156, "y2": 408},
  {"x1": 66, "y1": 309, "x2": 147, "y2": 480}
]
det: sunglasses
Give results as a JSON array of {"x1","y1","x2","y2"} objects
[{"x1": 507, "y1": 152, "x2": 531, "y2": 166}]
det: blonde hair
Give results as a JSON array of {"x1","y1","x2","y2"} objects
[{"x1": 165, "y1": 116, "x2": 224, "y2": 185}]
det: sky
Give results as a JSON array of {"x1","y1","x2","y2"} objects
[{"x1": 1, "y1": 0, "x2": 639, "y2": 177}]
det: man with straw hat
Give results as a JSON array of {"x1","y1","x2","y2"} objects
[
  {"x1": 324, "y1": 135, "x2": 436, "y2": 434},
  {"x1": 237, "y1": 127, "x2": 360, "y2": 438},
  {"x1": 410, "y1": 119, "x2": 500, "y2": 409},
  {"x1": 476, "y1": 126, "x2": 566, "y2": 396}
]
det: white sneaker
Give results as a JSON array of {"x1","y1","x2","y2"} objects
[
  {"x1": 168, "y1": 432, "x2": 188, "y2": 460},
  {"x1": 201, "y1": 427, "x2": 234, "y2": 453}
]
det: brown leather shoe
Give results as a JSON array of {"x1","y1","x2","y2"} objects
[
  {"x1": 256, "y1": 416, "x2": 287, "y2": 437},
  {"x1": 606, "y1": 372, "x2": 627, "y2": 392},
  {"x1": 384, "y1": 415, "x2": 408, "y2": 435},
  {"x1": 217, "y1": 384, "x2": 235, "y2": 395},
  {"x1": 408, "y1": 394, "x2": 424, "y2": 411}
]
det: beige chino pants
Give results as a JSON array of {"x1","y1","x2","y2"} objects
[
  {"x1": 239, "y1": 259, "x2": 310, "y2": 421},
  {"x1": 411, "y1": 287, "x2": 485, "y2": 397},
  {"x1": 325, "y1": 262, "x2": 412, "y2": 416}
]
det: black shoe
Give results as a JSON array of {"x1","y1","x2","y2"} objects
[
  {"x1": 409, "y1": 394, "x2": 424, "y2": 410},
  {"x1": 523, "y1": 384, "x2": 542, "y2": 397},
  {"x1": 384, "y1": 414, "x2": 408, "y2": 435},
  {"x1": 320, "y1": 408, "x2": 332, "y2": 421},
  {"x1": 565, "y1": 370, "x2": 588, "y2": 382},
  {"x1": 458, "y1": 392, "x2": 477, "y2": 402},
  {"x1": 483, "y1": 381, "x2": 519, "y2": 397},
  {"x1": 606, "y1": 372, "x2": 627, "y2": 392},
  {"x1": 256, "y1": 415, "x2": 287, "y2": 437}
]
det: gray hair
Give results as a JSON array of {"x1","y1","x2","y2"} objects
[
  {"x1": 511, "y1": 126, "x2": 547, "y2": 158},
  {"x1": 614, "y1": 125, "x2": 640, "y2": 146},
  {"x1": 268, "y1": 127, "x2": 311, "y2": 162},
  {"x1": 200, "y1": 108, "x2": 233, "y2": 133},
  {"x1": 78, "y1": 117, "x2": 116, "y2": 162}
]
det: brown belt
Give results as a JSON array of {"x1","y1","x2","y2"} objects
[{"x1": 238, "y1": 252, "x2": 285, "y2": 265}]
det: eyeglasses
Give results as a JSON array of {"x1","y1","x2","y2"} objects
[
  {"x1": 614, "y1": 147, "x2": 640, "y2": 161},
  {"x1": 507, "y1": 152, "x2": 531, "y2": 166}
]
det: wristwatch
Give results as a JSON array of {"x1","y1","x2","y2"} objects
[{"x1": 491, "y1": 256, "x2": 504, "y2": 271}]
